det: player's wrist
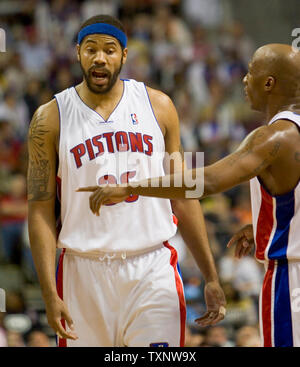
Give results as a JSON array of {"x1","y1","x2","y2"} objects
[
  {"x1": 203, "y1": 275, "x2": 220, "y2": 284},
  {"x1": 42, "y1": 287, "x2": 59, "y2": 301},
  {"x1": 117, "y1": 184, "x2": 133, "y2": 197}
]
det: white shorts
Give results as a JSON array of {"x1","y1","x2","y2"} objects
[
  {"x1": 56, "y1": 242, "x2": 186, "y2": 347},
  {"x1": 260, "y1": 259, "x2": 300, "y2": 347}
]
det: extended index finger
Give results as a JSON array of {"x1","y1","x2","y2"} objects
[{"x1": 76, "y1": 186, "x2": 98, "y2": 192}]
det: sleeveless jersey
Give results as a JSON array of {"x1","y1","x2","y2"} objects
[
  {"x1": 54, "y1": 79, "x2": 177, "y2": 253},
  {"x1": 250, "y1": 111, "x2": 300, "y2": 262}
]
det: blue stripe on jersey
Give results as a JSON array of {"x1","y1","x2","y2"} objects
[
  {"x1": 55, "y1": 255, "x2": 60, "y2": 284},
  {"x1": 268, "y1": 190, "x2": 295, "y2": 260},
  {"x1": 177, "y1": 262, "x2": 182, "y2": 278},
  {"x1": 274, "y1": 260, "x2": 293, "y2": 346}
]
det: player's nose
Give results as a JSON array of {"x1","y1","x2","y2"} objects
[{"x1": 93, "y1": 50, "x2": 107, "y2": 65}]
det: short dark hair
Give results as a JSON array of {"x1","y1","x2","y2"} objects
[{"x1": 79, "y1": 15, "x2": 126, "y2": 48}]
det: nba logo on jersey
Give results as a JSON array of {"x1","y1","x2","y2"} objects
[{"x1": 131, "y1": 113, "x2": 139, "y2": 125}]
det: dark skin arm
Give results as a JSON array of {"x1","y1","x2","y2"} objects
[
  {"x1": 79, "y1": 87, "x2": 226, "y2": 325},
  {"x1": 78, "y1": 120, "x2": 300, "y2": 202},
  {"x1": 78, "y1": 120, "x2": 300, "y2": 265},
  {"x1": 27, "y1": 100, "x2": 78, "y2": 340}
]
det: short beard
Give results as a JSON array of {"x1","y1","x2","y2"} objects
[{"x1": 80, "y1": 56, "x2": 123, "y2": 94}]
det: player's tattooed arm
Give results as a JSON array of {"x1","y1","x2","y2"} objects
[
  {"x1": 27, "y1": 102, "x2": 76, "y2": 340},
  {"x1": 27, "y1": 106, "x2": 57, "y2": 202}
]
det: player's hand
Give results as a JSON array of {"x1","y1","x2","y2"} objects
[
  {"x1": 227, "y1": 224, "x2": 254, "y2": 258},
  {"x1": 76, "y1": 185, "x2": 130, "y2": 216},
  {"x1": 195, "y1": 281, "x2": 226, "y2": 327},
  {"x1": 44, "y1": 295, "x2": 78, "y2": 340}
]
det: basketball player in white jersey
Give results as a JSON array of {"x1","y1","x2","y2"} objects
[
  {"x1": 81, "y1": 44, "x2": 300, "y2": 347},
  {"x1": 27, "y1": 15, "x2": 226, "y2": 347}
]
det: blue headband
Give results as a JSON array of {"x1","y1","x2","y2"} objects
[{"x1": 77, "y1": 23, "x2": 127, "y2": 48}]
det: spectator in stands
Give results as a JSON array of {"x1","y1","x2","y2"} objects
[
  {"x1": 27, "y1": 330, "x2": 50, "y2": 347},
  {"x1": 0, "y1": 174, "x2": 27, "y2": 264},
  {"x1": 6, "y1": 330, "x2": 25, "y2": 347},
  {"x1": 235, "y1": 325, "x2": 261, "y2": 347},
  {"x1": 205, "y1": 326, "x2": 235, "y2": 347},
  {"x1": 184, "y1": 326, "x2": 205, "y2": 347},
  {"x1": 0, "y1": 313, "x2": 7, "y2": 347}
]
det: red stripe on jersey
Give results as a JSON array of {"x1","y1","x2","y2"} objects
[
  {"x1": 56, "y1": 176, "x2": 62, "y2": 202},
  {"x1": 55, "y1": 176, "x2": 62, "y2": 239},
  {"x1": 261, "y1": 260, "x2": 275, "y2": 347},
  {"x1": 163, "y1": 241, "x2": 186, "y2": 347},
  {"x1": 57, "y1": 249, "x2": 67, "y2": 347},
  {"x1": 255, "y1": 186, "x2": 274, "y2": 261},
  {"x1": 172, "y1": 214, "x2": 178, "y2": 226}
]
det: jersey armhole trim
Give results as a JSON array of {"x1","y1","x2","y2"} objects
[
  {"x1": 143, "y1": 83, "x2": 165, "y2": 141},
  {"x1": 54, "y1": 95, "x2": 62, "y2": 178}
]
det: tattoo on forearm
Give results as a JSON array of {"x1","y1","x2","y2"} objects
[
  {"x1": 295, "y1": 152, "x2": 300, "y2": 162},
  {"x1": 27, "y1": 111, "x2": 54, "y2": 201},
  {"x1": 28, "y1": 159, "x2": 53, "y2": 201}
]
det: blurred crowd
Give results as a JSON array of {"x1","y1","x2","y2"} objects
[{"x1": 0, "y1": 0, "x2": 265, "y2": 347}]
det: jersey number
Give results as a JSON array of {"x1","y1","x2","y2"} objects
[{"x1": 98, "y1": 171, "x2": 139, "y2": 205}]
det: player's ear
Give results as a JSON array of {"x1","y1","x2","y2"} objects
[
  {"x1": 265, "y1": 76, "x2": 276, "y2": 91},
  {"x1": 76, "y1": 44, "x2": 80, "y2": 62},
  {"x1": 121, "y1": 48, "x2": 128, "y2": 65}
]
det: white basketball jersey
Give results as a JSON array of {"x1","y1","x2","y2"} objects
[
  {"x1": 54, "y1": 79, "x2": 177, "y2": 253},
  {"x1": 250, "y1": 111, "x2": 300, "y2": 262}
]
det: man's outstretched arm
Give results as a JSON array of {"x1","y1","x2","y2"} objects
[{"x1": 77, "y1": 120, "x2": 288, "y2": 206}]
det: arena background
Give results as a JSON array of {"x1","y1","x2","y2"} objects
[{"x1": 0, "y1": 0, "x2": 299, "y2": 347}]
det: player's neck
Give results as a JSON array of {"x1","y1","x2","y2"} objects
[
  {"x1": 266, "y1": 95, "x2": 300, "y2": 121},
  {"x1": 76, "y1": 79, "x2": 124, "y2": 110}
]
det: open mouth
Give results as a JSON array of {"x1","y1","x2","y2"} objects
[{"x1": 90, "y1": 70, "x2": 110, "y2": 85}]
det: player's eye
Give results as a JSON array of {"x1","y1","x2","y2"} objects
[
  {"x1": 106, "y1": 49, "x2": 115, "y2": 55},
  {"x1": 87, "y1": 48, "x2": 96, "y2": 53}
]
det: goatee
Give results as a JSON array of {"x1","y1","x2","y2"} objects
[{"x1": 80, "y1": 57, "x2": 123, "y2": 94}]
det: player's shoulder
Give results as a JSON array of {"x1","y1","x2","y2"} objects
[
  {"x1": 36, "y1": 98, "x2": 59, "y2": 118},
  {"x1": 262, "y1": 119, "x2": 300, "y2": 151},
  {"x1": 28, "y1": 99, "x2": 60, "y2": 147},
  {"x1": 31, "y1": 98, "x2": 60, "y2": 133},
  {"x1": 250, "y1": 119, "x2": 299, "y2": 142},
  {"x1": 145, "y1": 85, "x2": 174, "y2": 111},
  {"x1": 269, "y1": 118, "x2": 300, "y2": 136},
  {"x1": 145, "y1": 86, "x2": 179, "y2": 136},
  {"x1": 243, "y1": 120, "x2": 298, "y2": 160}
]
